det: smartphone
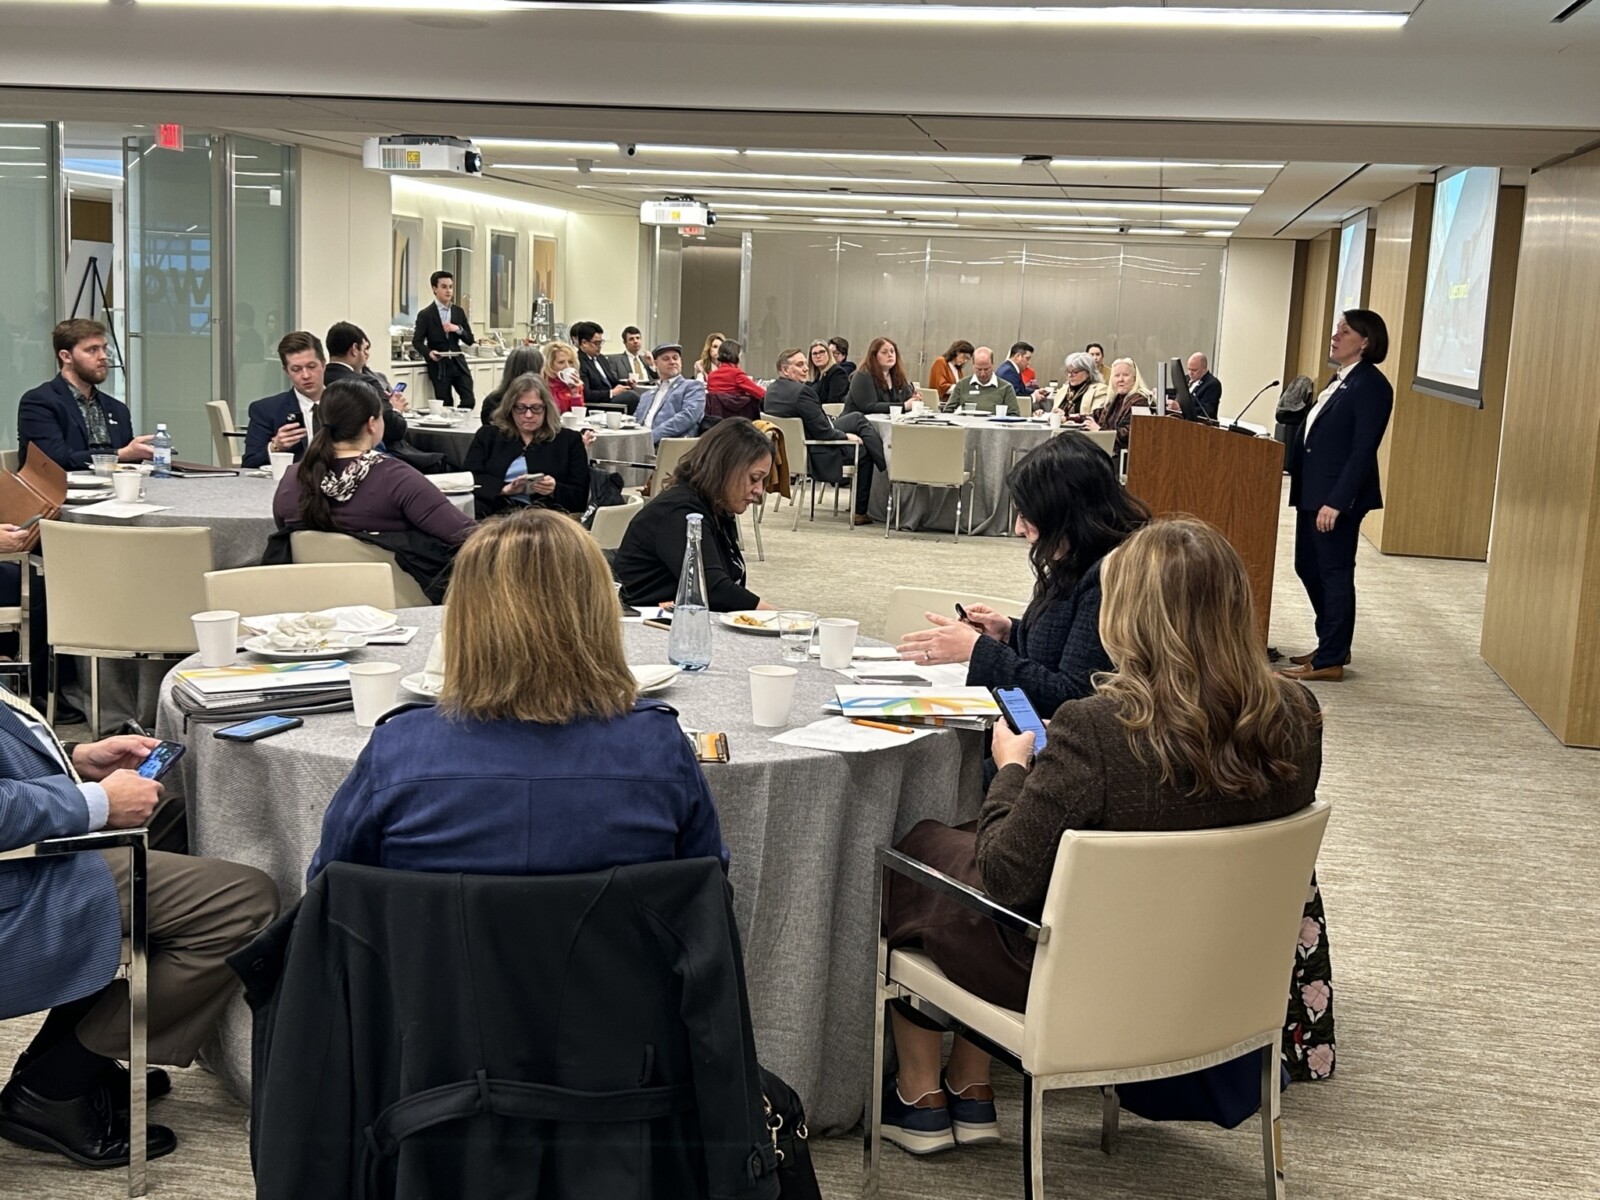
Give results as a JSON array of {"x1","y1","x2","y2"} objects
[
  {"x1": 993, "y1": 687, "x2": 1048, "y2": 752},
  {"x1": 16, "y1": 513, "x2": 42, "y2": 531},
  {"x1": 688, "y1": 730, "x2": 730, "y2": 764},
  {"x1": 642, "y1": 615, "x2": 674, "y2": 632},
  {"x1": 214, "y1": 714, "x2": 304, "y2": 743},
  {"x1": 281, "y1": 410, "x2": 303, "y2": 429},
  {"x1": 391, "y1": 382, "x2": 407, "y2": 394},
  {"x1": 136, "y1": 740, "x2": 187, "y2": 780},
  {"x1": 953, "y1": 602, "x2": 981, "y2": 630}
]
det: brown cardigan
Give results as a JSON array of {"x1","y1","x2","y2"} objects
[
  {"x1": 928, "y1": 356, "x2": 962, "y2": 399},
  {"x1": 975, "y1": 688, "x2": 1322, "y2": 917}
]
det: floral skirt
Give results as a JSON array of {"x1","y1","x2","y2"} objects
[{"x1": 1284, "y1": 872, "x2": 1337, "y2": 1081}]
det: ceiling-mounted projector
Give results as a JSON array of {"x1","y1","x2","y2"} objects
[
  {"x1": 641, "y1": 197, "x2": 711, "y2": 227},
  {"x1": 363, "y1": 135, "x2": 482, "y2": 178}
]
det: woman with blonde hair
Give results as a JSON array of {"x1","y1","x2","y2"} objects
[
  {"x1": 542, "y1": 340, "x2": 584, "y2": 414},
  {"x1": 462, "y1": 373, "x2": 590, "y2": 517},
  {"x1": 1085, "y1": 356, "x2": 1154, "y2": 453},
  {"x1": 694, "y1": 332, "x2": 726, "y2": 382},
  {"x1": 309, "y1": 508, "x2": 726, "y2": 878},
  {"x1": 877, "y1": 517, "x2": 1324, "y2": 1154}
]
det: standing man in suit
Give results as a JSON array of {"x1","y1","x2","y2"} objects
[
  {"x1": 0, "y1": 686, "x2": 278, "y2": 1166},
  {"x1": 765, "y1": 347, "x2": 884, "y2": 525},
  {"x1": 1281, "y1": 309, "x2": 1394, "y2": 683},
  {"x1": 242, "y1": 331, "x2": 326, "y2": 469},
  {"x1": 1185, "y1": 353, "x2": 1222, "y2": 420},
  {"x1": 617, "y1": 326, "x2": 657, "y2": 386},
  {"x1": 412, "y1": 271, "x2": 476, "y2": 411},
  {"x1": 17, "y1": 320, "x2": 153, "y2": 471},
  {"x1": 569, "y1": 321, "x2": 639, "y2": 412}
]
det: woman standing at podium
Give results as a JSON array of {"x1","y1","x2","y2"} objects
[{"x1": 1281, "y1": 309, "x2": 1394, "y2": 683}]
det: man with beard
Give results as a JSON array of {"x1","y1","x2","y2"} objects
[{"x1": 18, "y1": 320, "x2": 152, "y2": 471}]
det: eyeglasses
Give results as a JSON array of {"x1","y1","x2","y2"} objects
[{"x1": 512, "y1": 404, "x2": 546, "y2": 415}]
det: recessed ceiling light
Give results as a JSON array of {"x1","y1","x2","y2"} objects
[
  {"x1": 633, "y1": 144, "x2": 740, "y2": 156},
  {"x1": 650, "y1": 4, "x2": 1406, "y2": 28},
  {"x1": 1126, "y1": 227, "x2": 1188, "y2": 236},
  {"x1": 579, "y1": 185, "x2": 1251, "y2": 214},
  {"x1": 720, "y1": 203, "x2": 890, "y2": 215},
  {"x1": 492, "y1": 164, "x2": 581, "y2": 172},
  {"x1": 474, "y1": 138, "x2": 621, "y2": 153},
  {"x1": 1050, "y1": 159, "x2": 1284, "y2": 170},
  {"x1": 745, "y1": 150, "x2": 1022, "y2": 167},
  {"x1": 1202, "y1": 230, "x2": 1233, "y2": 237}
]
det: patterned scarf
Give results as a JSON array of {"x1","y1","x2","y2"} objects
[{"x1": 319, "y1": 451, "x2": 383, "y2": 504}]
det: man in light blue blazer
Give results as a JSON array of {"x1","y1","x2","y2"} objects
[
  {"x1": 0, "y1": 691, "x2": 277, "y2": 1168},
  {"x1": 633, "y1": 344, "x2": 706, "y2": 445}
]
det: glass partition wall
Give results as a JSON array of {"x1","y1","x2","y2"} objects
[
  {"x1": 0, "y1": 122, "x2": 62, "y2": 453},
  {"x1": 741, "y1": 230, "x2": 1224, "y2": 388}
]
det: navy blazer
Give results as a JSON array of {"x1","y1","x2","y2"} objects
[
  {"x1": 0, "y1": 701, "x2": 122, "y2": 1021},
  {"x1": 17, "y1": 375, "x2": 136, "y2": 471},
  {"x1": 966, "y1": 560, "x2": 1113, "y2": 716},
  {"x1": 243, "y1": 390, "x2": 305, "y2": 470},
  {"x1": 1285, "y1": 360, "x2": 1394, "y2": 515},
  {"x1": 1190, "y1": 372, "x2": 1222, "y2": 420}
]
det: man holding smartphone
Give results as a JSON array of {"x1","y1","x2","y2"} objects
[
  {"x1": 0, "y1": 687, "x2": 278, "y2": 1167},
  {"x1": 242, "y1": 331, "x2": 327, "y2": 469}
]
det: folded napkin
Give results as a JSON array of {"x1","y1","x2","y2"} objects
[
  {"x1": 265, "y1": 613, "x2": 343, "y2": 651},
  {"x1": 429, "y1": 471, "x2": 476, "y2": 494}
]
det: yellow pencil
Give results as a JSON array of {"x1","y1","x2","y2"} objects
[{"x1": 850, "y1": 718, "x2": 915, "y2": 735}]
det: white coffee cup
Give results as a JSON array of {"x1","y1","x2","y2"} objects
[
  {"x1": 606, "y1": 411, "x2": 623, "y2": 429},
  {"x1": 349, "y1": 661, "x2": 402, "y2": 728},
  {"x1": 571, "y1": 405, "x2": 588, "y2": 423},
  {"x1": 811, "y1": 617, "x2": 860, "y2": 670},
  {"x1": 909, "y1": 400, "x2": 925, "y2": 417},
  {"x1": 749, "y1": 664, "x2": 798, "y2": 728},
  {"x1": 268, "y1": 451, "x2": 293, "y2": 481},
  {"x1": 1048, "y1": 409, "x2": 1064, "y2": 430},
  {"x1": 191, "y1": 610, "x2": 239, "y2": 668},
  {"x1": 112, "y1": 470, "x2": 142, "y2": 502}
]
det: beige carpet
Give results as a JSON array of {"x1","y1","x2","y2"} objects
[{"x1": 5, "y1": 493, "x2": 1599, "y2": 1198}]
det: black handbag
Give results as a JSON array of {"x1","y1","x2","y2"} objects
[{"x1": 758, "y1": 1067, "x2": 821, "y2": 1200}]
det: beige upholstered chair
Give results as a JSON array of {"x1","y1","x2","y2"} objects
[
  {"x1": 288, "y1": 531, "x2": 430, "y2": 608},
  {"x1": 39, "y1": 521, "x2": 213, "y2": 735},
  {"x1": 588, "y1": 494, "x2": 644, "y2": 551},
  {"x1": 0, "y1": 548, "x2": 34, "y2": 697},
  {"x1": 1080, "y1": 428, "x2": 1118, "y2": 457},
  {"x1": 203, "y1": 562, "x2": 397, "y2": 615},
  {"x1": 762, "y1": 414, "x2": 860, "y2": 531},
  {"x1": 821, "y1": 403, "x2": 844, "y2": 420},
  {"x1": 206, "y1": 400, "x2": 246, "y2": 468},
  {"x1": 916, "y1": 385, "x2": 940, "y2": 407},
  {"x1": 883, "y1": 586, "x2": 1027, "y2": 644},
  {"x1": 884, "y1": 424, "x2": 973, "y2": 539},
  {"x1": 865, "y1": 800, "x2": 1332, "y2": 1200},
  {"x1": 652, "y1": 438, "x2": 696, "y2": 492},
  {"x1": 0, "y1": 448, "x2": 19, "y2": 474}
]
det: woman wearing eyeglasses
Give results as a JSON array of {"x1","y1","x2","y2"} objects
[{"x1": 463, "y1": 373, "x2": 590, "y2": 518}]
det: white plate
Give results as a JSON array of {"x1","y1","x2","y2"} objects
[
  {"x1": 401, "y1": 672, "x2": 442, "y2": 699},
  {"x1": 242, "y1": 606, "x2": 398, "y2": 636},
  {"x1": 631, "y1": 663, "x2": 681, "y2": 694},
  {"x1": 413, "y1": 419, "x2": 459, "y2": 428},
  {"x1": 65, "y1": 489, "x2": 111, "y2": 503},
  {"x1": 438, "y1": 487, "x2": 475, "y2": 496},
  {"x1": 66, "y1": 473, "x2": 113, "y2": 488},
  {"x1": 242, "y1": 633, "x2": 369, "y2": 659},
  {"x1": 716, "y1": 611, "x2": 781, "y2": 636}
]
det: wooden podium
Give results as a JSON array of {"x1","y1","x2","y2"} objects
[{"x1": 1123, "y1": 416, "x2": 1285, "y2": 642}]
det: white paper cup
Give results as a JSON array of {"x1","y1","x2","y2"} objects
[
  {"x1": 268, "y1": 451, "x2": 293, "y2": 481},
  {"x1": 112, "y1": 470, "x2": 141, "y2": 502},
  {"x1": 1048, "y1": 410, "x2": 1064, "y2": 430},
  {"x1": 571, "y1": 405, "x2": 588, "y2": 422},
  {"x1": 191, "y1": 610, "x2": 239, "y2": 668},
  {"x1": 812, "y1": 617, "x2": 860, "y2": 670},
  {"x1": 749, "y1": 664, "x2": 798, "y2": 728},
  {"x1": 349, "y1": 661, "x2": 402, "y2": 728},
  {"x1": 606, "y1": 411, "x2": 623, "y2": 429},
  {"x1": 909, "y1": 400, "x2": 925, "y2": 417}
]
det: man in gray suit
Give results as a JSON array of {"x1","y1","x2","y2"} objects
[
  {"x1": 0, "y1": 690, "x2": 277, "y2": 1167},
  {"x1": 764, "y1": 347, "x2": 884, "y2": 526}
]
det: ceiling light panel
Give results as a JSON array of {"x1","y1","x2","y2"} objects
[
  {"x1": 647, "y1": 5, "x2": 1408, "y2": 29},
  {"x1": 579, "y1": 185, "x2": 1251, "y2": 214}
]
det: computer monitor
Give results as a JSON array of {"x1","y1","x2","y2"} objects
[{"x1": 1164, "y1": 357, "x2": 1203, "y2": 421}]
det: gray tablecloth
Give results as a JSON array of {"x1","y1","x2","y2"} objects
[
  {"x1": 866, "y1": 414, "x2": 1058, "y2": 536},
  {"x1": 407, "y1": 421, "x2": 655, "y2": 485},
  {"x1": 155, "y1": 608, "x2": 983, "y2": 1133}
]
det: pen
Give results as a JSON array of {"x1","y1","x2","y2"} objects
[{"x1": 850, "y1": 718, "x2": 915, "y2": 735}]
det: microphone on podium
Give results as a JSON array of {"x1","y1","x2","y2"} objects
[{"x1": 1226, "y1": 380, "x2": 1281, "y2": 436}]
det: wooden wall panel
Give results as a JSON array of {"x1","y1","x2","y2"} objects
[
  {"x1": 1292, "y1": 232, "x2": 1336, "y2": 389},
  {"x1": 1482, "y1": 146, "x2": 1600, "y2": 747},
  {"x1": 1362, "y1": 187, "x2": 1427, "y2": 547}
]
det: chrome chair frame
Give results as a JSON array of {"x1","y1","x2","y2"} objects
[
  {"x1": 0, "y1": 548, "x2": 35, "y2": 699},
  {"x1": 0, "y1": 828, "x2": 150, "y2": 1197}
]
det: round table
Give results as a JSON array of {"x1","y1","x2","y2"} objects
[
  {"x1": 406, "y1": 417, "x2": 655, "y2": 483},
  {"x1": 155, "y1": 609, "x2": 984, "y2": 1133},
  {"x1": 866, "y1": 413, "x2": 1061, "y2": 536}
]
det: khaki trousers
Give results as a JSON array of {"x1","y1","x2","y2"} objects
[{"x1": 74, "y1": 849, "x2": 278, "y2": 1067}]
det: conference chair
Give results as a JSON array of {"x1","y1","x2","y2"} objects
[
  {"x1": 38, "y1": 521, "x2": 213, "y2": 736},
  {"x1": 1080, "y1": 428, "x2": 1118, "y2": 457},
  {"x1": 205, "y1": 401, "x2": 246, "y2": 469},
  {"x1": 821, "y1": 403, "x2": 844, "y2": 420},
  {"x1": 916, "y1": 386, "x2": 940, "y2": 408},
  {"x1": 884, "y1": 424, "x2": 974, "y2": 540},
  {"x1": 0, "y1": 448, "x2": 19, "y2": 474},
  {"x1": 288, "y1": 531, "x2": 429, "y2": 608},
  {"x1": 864, "y1": 800, "x2": 1331, "y2": 1200},
  {"x1": 763, "y1": 415, "x2": 860, "y2": 531},
  {"x1": 588, "y1": 494, "x2": 644, "y2": 551},
  {"x1": 0, "y1": 828, "x2": 150, "y2": 1198},
  {"x1": 883, "y1": 586, "x2": 1026, "y2": 644},
  {"x1": 203, "y1": 562, "x2": 397, "y2": 615},
  {"x1": 652, "y1": 438, "x2": 697, "y2": 494},
  {"x1": 0, "y1": 543, "x2": 34, "y2": 698}
]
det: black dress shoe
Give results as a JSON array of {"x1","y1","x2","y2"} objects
[
  {"x1": 0, "y1": 1077, "x2": 177, "y2": 1170},
  {"x1": 11, "y1": 1052, "x2": 171, "y2": 1103}
]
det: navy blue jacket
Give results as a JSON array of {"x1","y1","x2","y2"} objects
[
  {"x1": 308, "y1": 701, "x2": 727, "y2": 882},
  {"x1": 17, "y1": 375, "x2": 136, "y2": 471},
  {"x1": 243, "y1": 390, "x2": 305, "y2": 470},
  {"x1": 1286, "y1": 360, "x2": 1393, "y2": 514},
  {"x1": 995, "y1": 359, "x2": 1037, "y2": 398},
  {"x1": 0, "y1": 700, "x2": 122, "y2": 1021},
  {"x1": 966, "y1": 560, "x2": 1112, "y2": 716}
]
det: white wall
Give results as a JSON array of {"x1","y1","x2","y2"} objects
[
  {"x1": 298, "y1": 148, "x2": 392, "y2": 369},
  {"x1": 564, "y1": 213, "x2": 649, "y2": 343},
  {"x1": 1214, "y1": 238, "x2": 1296, "y2": 420}
]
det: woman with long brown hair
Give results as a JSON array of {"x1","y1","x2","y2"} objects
[
  {"x1": 843, "y1": 336, "x2": 917, "y2": 418},
  {"x1": 309, "y1": 508, "x2": 725, "y2": 877},
  {"x1": 462, "y1": 373, "x2": 590, "y2": 517},
  {"x1": 878, "y1": 517, "x2": 1324, "y2": 1155},
  {"x1": 694, "y1": 332, "x2": 726, "y2": 382},
  {"x1": 928, "y1": 339, "x2": 973, "y2": 402}
]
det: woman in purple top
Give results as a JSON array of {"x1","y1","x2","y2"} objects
[{"x1": 272, "y1": 379, "x2": 474, "y2": 547}]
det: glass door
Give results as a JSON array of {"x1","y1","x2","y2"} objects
[
  {"x1": 0, "y1": 121, "x2": 62, "y2": 451},
  {"x1": 124, "y1": 132, "x2": 217, "y2": 464}
]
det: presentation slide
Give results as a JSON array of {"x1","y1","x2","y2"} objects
[
  {"x1": 1415, "y1": 167, "x2": 1501, "y2": 405},
  {"x1": 1334, "y1": 213, "x2": 1368, "y2": 314}
]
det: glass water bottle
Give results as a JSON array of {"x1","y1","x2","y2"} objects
[{"x1": 667, "y1": 513, "x2": 713, "y2": 672}]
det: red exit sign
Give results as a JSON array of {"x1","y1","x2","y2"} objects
[{"x1": 155, "y1": 124, "x2": 183, "y2": 151}]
